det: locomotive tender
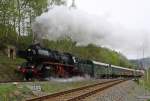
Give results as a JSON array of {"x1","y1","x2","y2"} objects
[{"x1": 17, "y1": 44, "x2": 144, "y2": 80}]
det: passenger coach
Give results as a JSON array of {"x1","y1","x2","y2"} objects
[{"x1": 78, "y1": 60, "x2": 144, "y2": 78}]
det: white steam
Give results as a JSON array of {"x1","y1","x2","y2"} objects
[
  {"x1": 50, "y1": 76, "x2": 88, "y2": 82},
  {"x1": 32, "y1": 6, "x2": 112, "y2": 46},
  {"x1": 32, "y1": 6, "x2": 150, "y2": 59}
]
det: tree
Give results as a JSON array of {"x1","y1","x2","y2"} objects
[{"x1": 0, "y1": 0, "x2": 66, "y2": 49}]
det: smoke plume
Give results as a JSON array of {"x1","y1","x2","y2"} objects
[
  {"x1": 32, "y1": 6, "x2": 150, "y2": 59},
  {"x1": 32, "y1": 6, "x2": 112, "y2": 46}
]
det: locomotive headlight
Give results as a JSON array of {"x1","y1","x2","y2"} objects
[{"x1": 28, "y1": 49, "x2": 31, "y2": 51}]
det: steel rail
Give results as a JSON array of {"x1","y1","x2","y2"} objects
[
  {"x1": 67, "y1": 80, "x2": 124, "y2": 101},
  {"x1": 26, "y1": 79, "x2": 127, "y2": 101}
]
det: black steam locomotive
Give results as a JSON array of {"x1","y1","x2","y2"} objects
[
  {"x1": 18, "y1": 44, "x2": 75, "y2": 64},
  {"x1": 17, "y1": 43, "x2": 82, "y2": 80},
  {"x1": 17, "y1": 44, "x2": 144, "y2": 80}
]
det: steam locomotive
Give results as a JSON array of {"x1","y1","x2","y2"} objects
[{"x1": 17, "y1": 44, "x2": 144, "y2": 80}]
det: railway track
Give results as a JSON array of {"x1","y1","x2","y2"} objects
[
  {"x1": 27, "y1": 79, "x2": 127, "y2": 101},
  {"x1": 0, "y1": 79, "x2": 48, "y2": 84}
]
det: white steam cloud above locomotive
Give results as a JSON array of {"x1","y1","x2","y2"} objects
[
  {"x1": 32, "y1": 5, "x2": 150, "y2": 59},
  {"x1": 32, "y1": 6, "x2": 112, "y2": 46}
]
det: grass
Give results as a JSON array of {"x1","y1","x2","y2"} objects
[
  {"x1": 0, "y1": 80, "x2": 98, "y2": 101},
  {"x1": 0, "y1": 55, "x2": 25, "y2": 81},
  {"x1": 0, "y1": 83, "x2": 34, "y2": 101},
  {"x1": 41, "y1": 80, "x2": 99, "y2": 93},
  {"x1": 0, "y1": 55, "x2": 24, "y2": 65},
  {"x1": 139, "y1": 69, "x2": 150, "y2": 94}
]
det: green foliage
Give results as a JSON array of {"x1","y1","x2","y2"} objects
[
  {"x1": 0, "y1": 24, "x2": 18, "y2": 49},
  {"x1": 0, "y1": 0, "x2": 66, "y2": 50},
  {"x1": 140, "y1": 69, "x2": 150, "y2": 90},
  {"x1": 42, "y1": 39, "x2": 132, "y2": 67},
  {"x1": 0, "y1": 84, "x2": 17, "y2": 95},
  {"x1": 0, "y1": 83, "x2": 33, "y2": 101},
  {"x1": 0, "y1": 54, "x2": 25, "y2": 81},
  {"x1": 17, "y1": 35, "x2": 33, "y2": 49}
]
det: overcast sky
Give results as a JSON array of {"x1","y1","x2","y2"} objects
[{"x1": 68, "y1": 0, "x2": 150, "y2": 59}]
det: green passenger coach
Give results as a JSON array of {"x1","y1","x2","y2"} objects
[
  {"x1": 92, "y1": 61, "x2": 110, "y2": 78},
  {"x1": 77, "y1": 60, "x2": 144, "y2": 78},
  {"x1": 77, "y1": 59, "x2": 94, "y2": 77}
]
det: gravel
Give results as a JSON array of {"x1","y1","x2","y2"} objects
[{"x1": 84, "y1": 80, "x2": 150, "y2": 101}]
